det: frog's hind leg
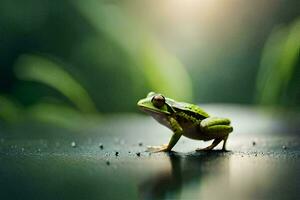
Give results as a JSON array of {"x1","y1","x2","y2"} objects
[
  {"x1": 196, "y1": 117, "x2": 233, "y2": 151},
  {"x1": 196, "y1": 138, "x2": 223, "y2": 151},
  {"x1": 222, "y1": 135, "x2": 229, "y2": 151}
]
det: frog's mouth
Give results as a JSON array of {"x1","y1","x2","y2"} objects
[
  {"x1": 138, "y1": 106, "x2": 162, "y2": 114},
  {"x1": 138, "y1": 105, "x2": 170, "y2": 115}
]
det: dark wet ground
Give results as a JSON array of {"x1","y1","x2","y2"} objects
[{"x1": 0, "y1": 105, "x2": 300, "y2": 200}]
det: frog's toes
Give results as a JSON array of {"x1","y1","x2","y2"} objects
[
  {"x1": 146, "y1": 146, "x2": 160, "y2": 152},
  {"x1": 146, "y1": 144, "x2": 168, "y2": 153}
]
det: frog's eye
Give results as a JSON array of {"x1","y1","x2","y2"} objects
[{"x1": 151, "y1": 95, "x2": 165, "y2": 108}]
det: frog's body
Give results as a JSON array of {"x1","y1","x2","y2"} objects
[{"x1": 137, "y1": 92, "x2": 233, "y2": 152}]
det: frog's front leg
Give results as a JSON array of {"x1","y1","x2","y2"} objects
[
  {"x1": 147, "y1": 117, "x2": 183, "y2": 153},
  {"x1": 196, "y1": 117, "x2": 233, "y2": 151}
]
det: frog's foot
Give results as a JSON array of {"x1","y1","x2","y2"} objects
[
  {"x1": 146, "y1": 144, "x2": 170, "y2": 153},
  {"x1": 195, "y1": 138, "x2": 223, "y2": 152},
  {"x1": 196, "y1": 146, "x2": 214, "y2": 151}
]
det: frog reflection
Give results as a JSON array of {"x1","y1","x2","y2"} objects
[{"x1": 139, "y1": 151, "x2": 230, "y2": 200}]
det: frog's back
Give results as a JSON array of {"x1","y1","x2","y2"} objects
[{"x1": 171, "y1": 101, "x2": 210, "y2": 120}]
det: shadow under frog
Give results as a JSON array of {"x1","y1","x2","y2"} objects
[{"x1": 138, "y1": 151, "x2": 231, "y2": 200}]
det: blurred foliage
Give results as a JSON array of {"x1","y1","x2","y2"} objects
[
  {"x1": 15, "y1": 54, "x2": 97, "y2": 113},
  {"x1": 256, "y1": 18, "x2": 300, "y2": 106},
  {"x1": 0, "y1": 96, "x2": 21, "y2": 123},
  {"x1": 0, "y1": 0, "x2": 299, "y2": 128},
  {"x1": 27, "y1": 102, "x2": 101, "y2": 130},
  {"x1": 74, "y1": 0, "x2": 193, "y2": 101}
]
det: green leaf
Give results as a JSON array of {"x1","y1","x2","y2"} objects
[{"x1": 14, "y1": 54, "x2": 97, "y2": 113}]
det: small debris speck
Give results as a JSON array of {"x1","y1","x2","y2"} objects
[
  {"x1": 255, "y1": 153, "x2": 257, "y2": 157},
  {"x1": 115, "y1": 151, "x2": 119, "y2": 156},
  {"x1": 282, "y1": 145, "x2": 287, "y2": 150},
  {"x1": 252, "y1": 141, "x2": 256, "y2": 146},
  {"x1": 106, "y1": 161, "x2": 110, "y2": 165},
  {"x1": 138, "y1": 142, "x2": 143, "y2": 146},
  {"x1": 71, "y1": 141, "x2": 76, "y2": 148},
  {"x1": 99, "y1": 143, "x2": 104, "y2": 149},
  {"x1": 136, "y1": 152, "x2": 141, "y2": 157}
]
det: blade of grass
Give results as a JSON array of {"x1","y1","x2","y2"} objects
[{"x1": 14, "y1": 54, "x2": 97, "y2": 113}]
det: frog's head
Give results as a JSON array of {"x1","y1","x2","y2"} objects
[{"x1": 137, "y1": 92, "x2": 172, "y2": 115}]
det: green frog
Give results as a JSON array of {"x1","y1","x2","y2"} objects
[{"x1": 137, "y1": 92, "x2": 233, "y2": 152}]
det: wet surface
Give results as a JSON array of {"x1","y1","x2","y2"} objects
[{"x1": 0, "y1": 105, "x2": 300, "y2": 200}]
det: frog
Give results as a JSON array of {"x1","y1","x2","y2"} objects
[{"x1": 137, "y1": 92, "x2": 233, "y2": 152}]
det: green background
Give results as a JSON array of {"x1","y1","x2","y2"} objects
[{"x1": 0, "y1": 0, "x2": 299, "y2": 126}]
